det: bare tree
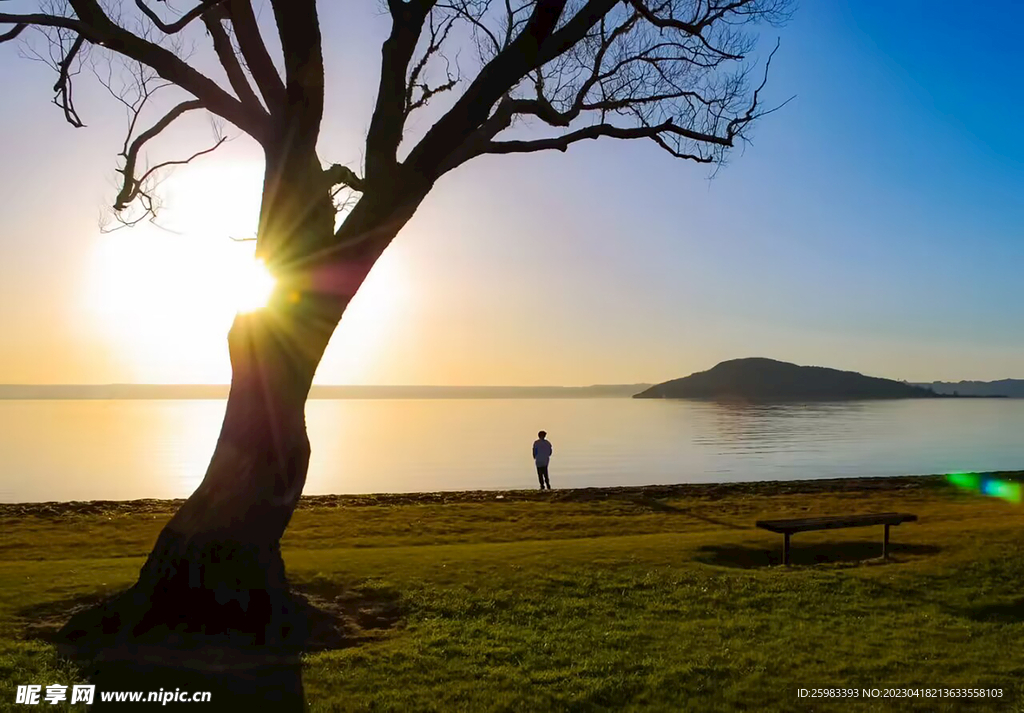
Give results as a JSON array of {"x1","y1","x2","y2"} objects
[{"x1": 2, "y1": 0, "x2": 792, "y2": 648}]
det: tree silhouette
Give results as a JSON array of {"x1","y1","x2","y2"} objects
[{"x1": 2, "y1": 0, "x2": 792, "y2": 649}]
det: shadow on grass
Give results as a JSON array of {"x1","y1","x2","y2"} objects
[
  {"x1": 695, "y1": 541, "x2": 942, "y2": 569},
  {"x1": 291, "y1": 580, "x2": 404, "y2": 637},
  {"x1": 16, "y1": 582, "x2": 403, "y2": 710},
  {"x1": 958, "y1": 598, "x2": 1024, "y2": 624},
  {"x1": 18, "y1": 582, "x2": 403, "y2": 651},
  {"x1": 616, "y1": 495, "x2": 750, "y2": 530}
]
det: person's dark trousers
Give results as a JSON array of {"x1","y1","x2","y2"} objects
[{"x1": 537, "y1": 465, "x2": 550, "y2": 490}]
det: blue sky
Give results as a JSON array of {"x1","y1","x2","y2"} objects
[{"x1": 0, "y1": 1, "x2": 1022, "y2": 385}]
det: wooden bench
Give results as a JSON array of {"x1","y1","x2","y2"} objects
[{"x1": 755, "y1": 512, "x2": 918, "y2": 565}]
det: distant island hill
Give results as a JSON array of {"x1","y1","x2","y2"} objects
[{"x1": 634, "y1": 358, "x2": 1014, "y2": 401}]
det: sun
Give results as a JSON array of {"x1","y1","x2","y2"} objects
[
  {"x1": 85, "y1": 225, "x2": 280, "y2": 382},
  {"x1": 83, "y1": 160, "x2": 408, "y2": 384},
  {"x1": 225, "y1": 257, "x2": 276, "y2": 313}
]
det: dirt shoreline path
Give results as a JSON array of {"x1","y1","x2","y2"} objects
[{"x1": 4, "y1": 471, "x2": 1020, "y2": 518}]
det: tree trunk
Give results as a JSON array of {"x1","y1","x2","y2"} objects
[
  {"x1": 125, "y1": 304, "x2": 328, "y2": 642},
  {"x1": 59, "y1": 157, "x2": 427, "y2": 655}
]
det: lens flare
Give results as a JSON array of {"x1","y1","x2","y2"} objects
[
  {"x1": 947, "y1": 472, "x2": 981, "y2": 491},
  {"x1": 946, "y1": 472, "x2": 1021, "y2": 504},
  {"x1": 233, "y1": 258, "x2": 277, "y2": 313}
]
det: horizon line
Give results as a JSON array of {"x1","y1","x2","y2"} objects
[
  {"x1": 0, "y1": 383, "x2": 655, "y2": 389},
  {"x1": 2, "y1": 377, "x2": 1023, "y2": 388}
]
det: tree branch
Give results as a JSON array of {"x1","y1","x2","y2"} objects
[
  {"x1": 52, "y1": 33, "x2": 86, "y2": 127},
  {"x1": 365, "y1": 0, "x2": 437, "y2": 183},
  {"x1": 0, "y1": 22, "x2": 28, "y2": 43},
  {"x1": 269, "y1": 0, "x2": 325, "y2": 158},
  {"x1": 4, "y1": 3, "x2": 270, "y2": 138},
  {"x1": 7, "y1": 0, "x2": 793, "y2": 255},
  {"x1": 405, "y1": 9, "x2": 460, "y2": 115},
  {"x1": 62, "y1": 0, "x2": 270, "y2": 141},
  {"x1": 202, "y1": 9, "x2": 265, "y2": 113},
  {"x1": 437, "y1": 1, "x2": 501, "y2": 56},
  {"x1": 323, "y1": 164, "x2": 365, "y2": 192},
  {"x1": 134, "y1": 137, "x2": 228, "y2": 191},
  {"x1": 0, "y1": 12, "x2": 87, "y2": 36},
  {"x1": 406, "y1": 0, "x2": 618, "y2": 179},
  {"x1": 226, "y1": 0, "x2": 286, "y2": 113},
  {"x1": 134, "y1": 0, "x2": 226, "y2": 35},
  {"x1": 420, "y1": 0, "x2": 790, "y2": 178},
  {"x1": 107, "y1": 127, "x2": 227, "y2": 230},
  {"x1": 467, "y1": 118, "x2": 725, "y2": 161},
  {"x1": 114, "y1": 99, "x2": 205, "y2": 210},
  {"x1": 627, "y1": 0, "x2": 781, "y2": 61},
  {"x1": 725, "y1": 37, "x2": 786, "y2": 140}
]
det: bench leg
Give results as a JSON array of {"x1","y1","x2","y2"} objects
[
  {"x1": 783, "y1": 533, "x2": 790, "y2": 565},
  {"x1": 883, "y1": 524, "x2": 890, "y2": 559}
]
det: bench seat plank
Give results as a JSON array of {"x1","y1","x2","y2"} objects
[{"x1": 755, "y1": 512, "x2": 917, "y2": 534}]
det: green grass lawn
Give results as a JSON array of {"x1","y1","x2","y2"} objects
[{"x1": 2, "y1": 476, "x2": 1024, "y2": 711}]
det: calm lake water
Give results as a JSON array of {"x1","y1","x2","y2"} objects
[{"x1": 1, "y1": 398, "x2": 1023, "y2": 503}]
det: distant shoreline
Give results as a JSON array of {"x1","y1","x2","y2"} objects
[
  {"x1": 4, "y1": 471, "x2": 1021, "y2": 514},
  {"x1": 0, "y1": 386, "x2": 1014, "y2": 400},
  {"x1": 0, "y1": 384, "x2": 651, "y2": 400},
  {"x1": 633, "y1": 393, "x2": 1008, "y2": 401}
]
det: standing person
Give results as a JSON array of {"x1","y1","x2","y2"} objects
[{"x1": 533, "y1": 430, "x2": 553, "y2": 490}]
